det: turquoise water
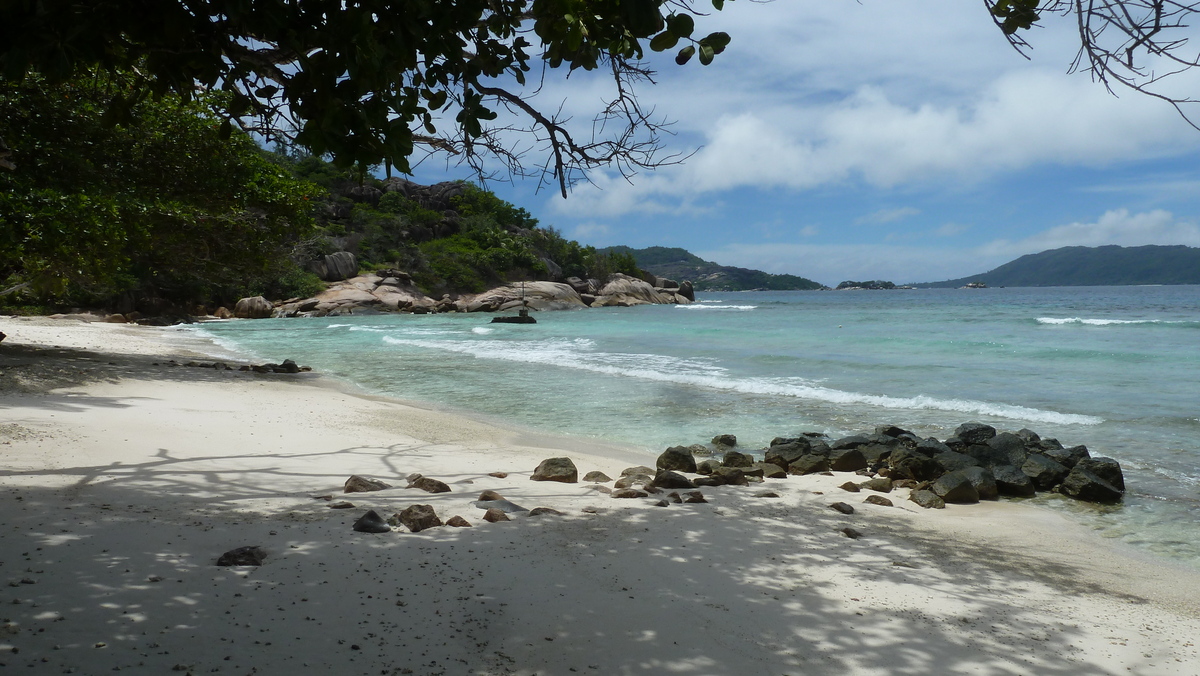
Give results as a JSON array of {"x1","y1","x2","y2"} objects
[{"x1": 193, "y1": 286, "x2": 1200, "y2": 565}]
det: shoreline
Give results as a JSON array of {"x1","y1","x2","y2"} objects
[{"x1": 3, "y1": 316, "x2": 1200, "y2": 674}]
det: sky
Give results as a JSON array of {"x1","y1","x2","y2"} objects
[{"x1": 404, "y1": 0, "x2": 1200, "y2": 286}]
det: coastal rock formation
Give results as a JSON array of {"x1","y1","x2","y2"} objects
[
  {"x1": 463, "y1": 282, "x2": 586, "y2": 312},
  {"x1": 591, "y1": 273, "x2": 693, "y2": 307},
  {"x1": 234, "y1": 296, "x2": 273, "y2": 319}
]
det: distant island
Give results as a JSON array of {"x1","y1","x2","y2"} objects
[
  {"x1": 600, "y1": 246, "x2": 826, "y2": 291},
  {"x1": 835, "y1": 280, "x2": 912, "y2": 290},
  {"x1": 916, "y1": 245, "x2": 1200, "y2": 288}
]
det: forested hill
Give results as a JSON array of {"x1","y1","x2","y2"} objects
[
  {"x1": 600, "y1": 246, "x2": 826, "y2": 291},
  {"x1": 917, "y1": 245, "x2": 1200, "y2": 288}
]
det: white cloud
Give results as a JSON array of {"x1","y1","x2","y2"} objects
[{"x1": 981, "y1": 209, "x2": 1200, "y2": 258}]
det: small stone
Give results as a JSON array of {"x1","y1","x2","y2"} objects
[
  {"x1": 488, "y1": 472, "x2": 509, "y2": 478},
  {"x1": 478, "y1": 490, "x2": 504, "y2": 501},
  {"x1": 841, "y1": 527, "x2": 863, "y2": 539},
  {"x1": 654, "y1": 499, "x2": 671, "y2": 507},
  {"x1": 909, "y1": 489, "x2": 946, "y2": 509},
  {"x1": 667, "y1": 492, "x2": 683, "y2": 504},
  {"x1": 531, "y1": 457, "x2": 579, "y2": 483},
  {"x1": 582, "y1": 471, "x2": 612, "y2": 482},
  {"x1": 343, "y1": 475, "x2": 392, "y2": 494},
  {"x1": 483, "y1": 508, "x2": 510, "y2": 522},
  {"x1": 683, "y1": 491, "x2": 707, "y2": 503},
  {"x1": 860, "y1": 477, "x2": 893, "y2": 493},
  {"x1": 352, "y1": 511, "x2": 392, "y2": 534},
  {"x1": 445, "y1": 516, "x2": 472, "y2": 527},
  {"x1": 829, "y1": 502, "x2": 855, "y2": 515},
  {"x1": 328, "y1": 501, "x2": 354, "y2": 509},
  {"x1": 838, "y1": 482, "x2": 860, "y2": 493},
  {"x1": 408, "y1": 476, "x2": 451, "y2": 494},
  {"x1": 393, "y1": 504, "x2": 442, "y2": 532},
  {"x1": 611, "y1": 489, "x2": 649, "y2": 499},
  {"x1": 528, "y1": 507, "x2": 564, "y2": 516},
  {"x1": 863, "y1": 495, "x2": 894, "y2": 507},
  {"x1": 711, "y1": 434, "x2": 737, "y2": 448},
  {"x1": 754, "y1": 491, "x2": 781, "y2": 498}
]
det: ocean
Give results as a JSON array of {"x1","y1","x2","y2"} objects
[{"x1": 191, "y1": 285, "x2": 1200, "y2": 566}]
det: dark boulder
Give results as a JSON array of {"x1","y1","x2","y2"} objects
[
  {"x1": 992, "y1": 465, "x2": 1036, "y2": 497},
  {"x1": 712, "y1": 467, "x2": 749, "y2": 486},
  {"x1": 657, "y1": 446, "x2": 698, "y2": 473},
  {"x1": 986, "y1": 432, "x2": 1029, "y2": 467},
  {"x1": 829, "y1": 502, "x2": 855, "y2": 515},
  {"x1": 828, "y1": 447, "x2": 868, "y2": 472},
  {"x1": 531, "y1": 457, "x2": 578, "y2": 483},
  {"x1": 954, "y1": 422, "x2": 997, "y2": 445},
  {"x1": 217, "y1": 546, "x2": 267, "y2": 566},
  {"x1": 393, "y1": 504, "x2": 442, "y2": 532},
  {"x1": 765, "y1": 440, "x2": 811, "y2": 469},
  {"x1": 860, "y1": 477, "x2": 893, "y2": 493},
  {"x1": 858, "y1": 444, "x2": 893, "y2": 464},
  {"x1": 864, "y1": 495, "x2": 894, "y2": 507},
  {"x1": 1015, "y1": 428, "x2": 1042, "y2": 446},
  {"x1": 961, "y1": 466, "x2": 999, "y2": 500},
  {"x1": 875, "y1": 425, "x2": 913, "y2": 439},
  {"x1": 830, "y1": 435, "x2": 870, "y2": 450},
  {"x1": 788, "y1": 454, "x2": 830, "y2": 475},
  {"x1": 483, "y1": 508, "x2": 510, "y2": 522},
  {"x1": 614, "y1": 474, "x2": 652, "y2": 489},
  {"x1": 1021, "y1": 454, "x2": 1070, "y2": 490},
  {"x1": 612, "y1": 488, "x2": 649, "y2": 499},
  {"x1": 888, "y1": 447, "x2": 941, "y2": 481},
  {"x1": 838, "y1": 481, "x2": 861, "y2": 493},
  {"x1": 754, "y1": 462, "x2": 788, "y2": 479},
  {"x1": 1039, "y1": 438, "x2": 1065, "y2": 451},
  {"x1": 677, "y1": 281, "x2": 696, "y2": 302},
  {"x1": 711, "y1": 434, "x2": 738, "y2": 448},
  {"x1": 353, "y1": 510, "x2": 392, "y2": 534},
  {"x1": 915, "y1": 438, "x2": 952, "y2": 457},
  {"x1": 696, "y1": 459, "x2": 722, "y2": 475},
  {"x1": 408, "y1": 475, "x2": 451, "y2": 494},
  {"x1": 1042, "y1": 445, "x2": 1091, "y2": 470},
  {"x1": 1075, "y1": 456, "x2": 1125, "y2": 491},
  {"x1": 722, "y1": 451, "x2": 754, "y2": 468},
  {"x1": 652, "y1": 470, "x2": 695, "y2": 489},
  {"x1": 446, "y1": 516, "x2": 472, "y2": 527},
  {"x1": 1060, "y1": 463, "x2": 1124, "y2": 503},
  {"x1": 693, "y1": 475, "x2": 725, "y2": 487},
  {"x1": 932, "y1": 470, "x2": 981, "y2": 504},
  {"x1": 964, "y1": 443, "x2": 1011, "y2": 468},
  {"x1": 933, "y1": 450, "x2": 979, "y2": 473}
]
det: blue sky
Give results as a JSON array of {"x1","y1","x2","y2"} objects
[{"x1": 404, "y1": 0, "x2": 1200, "y2": 286}]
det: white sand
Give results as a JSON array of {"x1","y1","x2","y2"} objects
[{"x1": 3, "y1": 316, "x2": 1200, "y2": 676}]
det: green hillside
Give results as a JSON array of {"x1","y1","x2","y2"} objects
[
  {"x1": 600, "y1": 246, "x2": 825, "y2": 291},
  {"x1": 918, "y1": 245, "x2": 1200, "y2": 288}
]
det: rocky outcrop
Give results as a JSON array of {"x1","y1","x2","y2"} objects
[
  {"x1": 307, "y1": 251, "x2": 359, "y2": 282},
  {"x1": 656, "y1": 446, "x2": 698, "y2": 473},
  {"x1": 591, "y1": 273, "x2": 693, "y2": 307},
  {"x1": 463, "y1": 282, "x2": 587, "y2": 312},
  {"x1": 234, "y1": 296, "x2": 273, "y2": 319}
]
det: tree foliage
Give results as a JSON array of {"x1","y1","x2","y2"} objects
[
  {"x1": 0, "y1": 0, "x2": 734, "y2": 196},
  {"x1": 0, "y1": 71, "x2": 316, "y2": 310}
]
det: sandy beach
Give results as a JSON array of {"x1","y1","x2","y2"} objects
[{"x1": 2, "y1": 316, "x2": 1200, "y2": 676}]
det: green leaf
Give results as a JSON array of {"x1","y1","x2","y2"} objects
[
  {"x1": 649, "y1": 31, "x2": 679, "y2": 52},
  {"x1": 675, "y1": 44, "x2": 695, "y2": 66},
  {"x1": 698, "y1": 43, "x2": 714, "y2": 66},
  {"x1": 706, "y1": 32, "x2": 732, "y2": 54},
  {"x1": 712, "y1": 0, "x2": 725, "y2": 10},
  {"x1": 667, "y1": 14, "x2": 694, "y2": 39}
]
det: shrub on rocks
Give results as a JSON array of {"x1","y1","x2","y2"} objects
[
  {"x1": 531, "y1": 457, "x2": 578, "y2": 483},
  {"x1": 657, "y1": 446, "x2": 698, "y2": 473}
]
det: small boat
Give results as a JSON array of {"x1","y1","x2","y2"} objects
[{"x1": 491, "y1": 282, "x2": 538, "y2": 324}]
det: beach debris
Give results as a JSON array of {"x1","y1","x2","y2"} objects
[
  {"x1": 861, "y1": 477, "x2": 893, "y2": 493},
  {"x1": 910, "y1": 490, "x2": 946, "y2": 509},
  {"x1": 344, "y1": 475, "x2": 392, "y2": 493},
  {"x1": 329, "y1": 501, "x2": 355, "y2": 509},
  {"x1": 531, "y1": 457, "x2": 578, "y2": 483},
  {"x1": 711, "y1": 433, "x2": 737, "y2": 448},
  {"x1": 472, "y1": 499, "x2": 527, "y2": 513},
  {"x1": 864, "y1": 495, "x2": 894, "y2": 507},
  {"x1": 829, "y1": 502, "x2": 855, "y2": 515},
  {"x1": 353, "y1": 511, "x2": 392, "y2": 533},
  {"x1": 838, "y1": 481, "x2": 861, "y2": 492},
  {"x1": 651, "y1": 470, "x2": 694, "y2": 489},
  {"x1": 841, "y1": 527, "x2": 863, "y2": 539},
  {"x1": 446, "y1": 515, "x2": 472, "y2": 527},
  {"x1": 683, "y1": 491, "x2": 707, "y2": 503},
  {"x1": 656, "y1": 446, "x2": 698, "y2": 473},
  {"x1": 582, "y1": 471, "x2": 612, "y2": 482},
  {"x1": 477, "y1": 490, "x2": 504, "y2": 501},
  {"x1": 407, "y1": 474, "x2": 451, "y2": 494},
  {"x1": 487, "y1": 471, "x2": 509, "y2": 478},
  {"x1": 611, "y1": 489, "x2": 649, "y2": 499},
  {"x1": 529, "y1": 507, "x2": 564, "y2": 516},
  {"x1": 216, "y1": 546, "x2": 267, "y2": 566},
  {"x1": 391, "y1": 504, "x2": 442, "y2": 532},
  {"x1": 483, "y1": 508, "x2": 510, "y2": 522}
]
